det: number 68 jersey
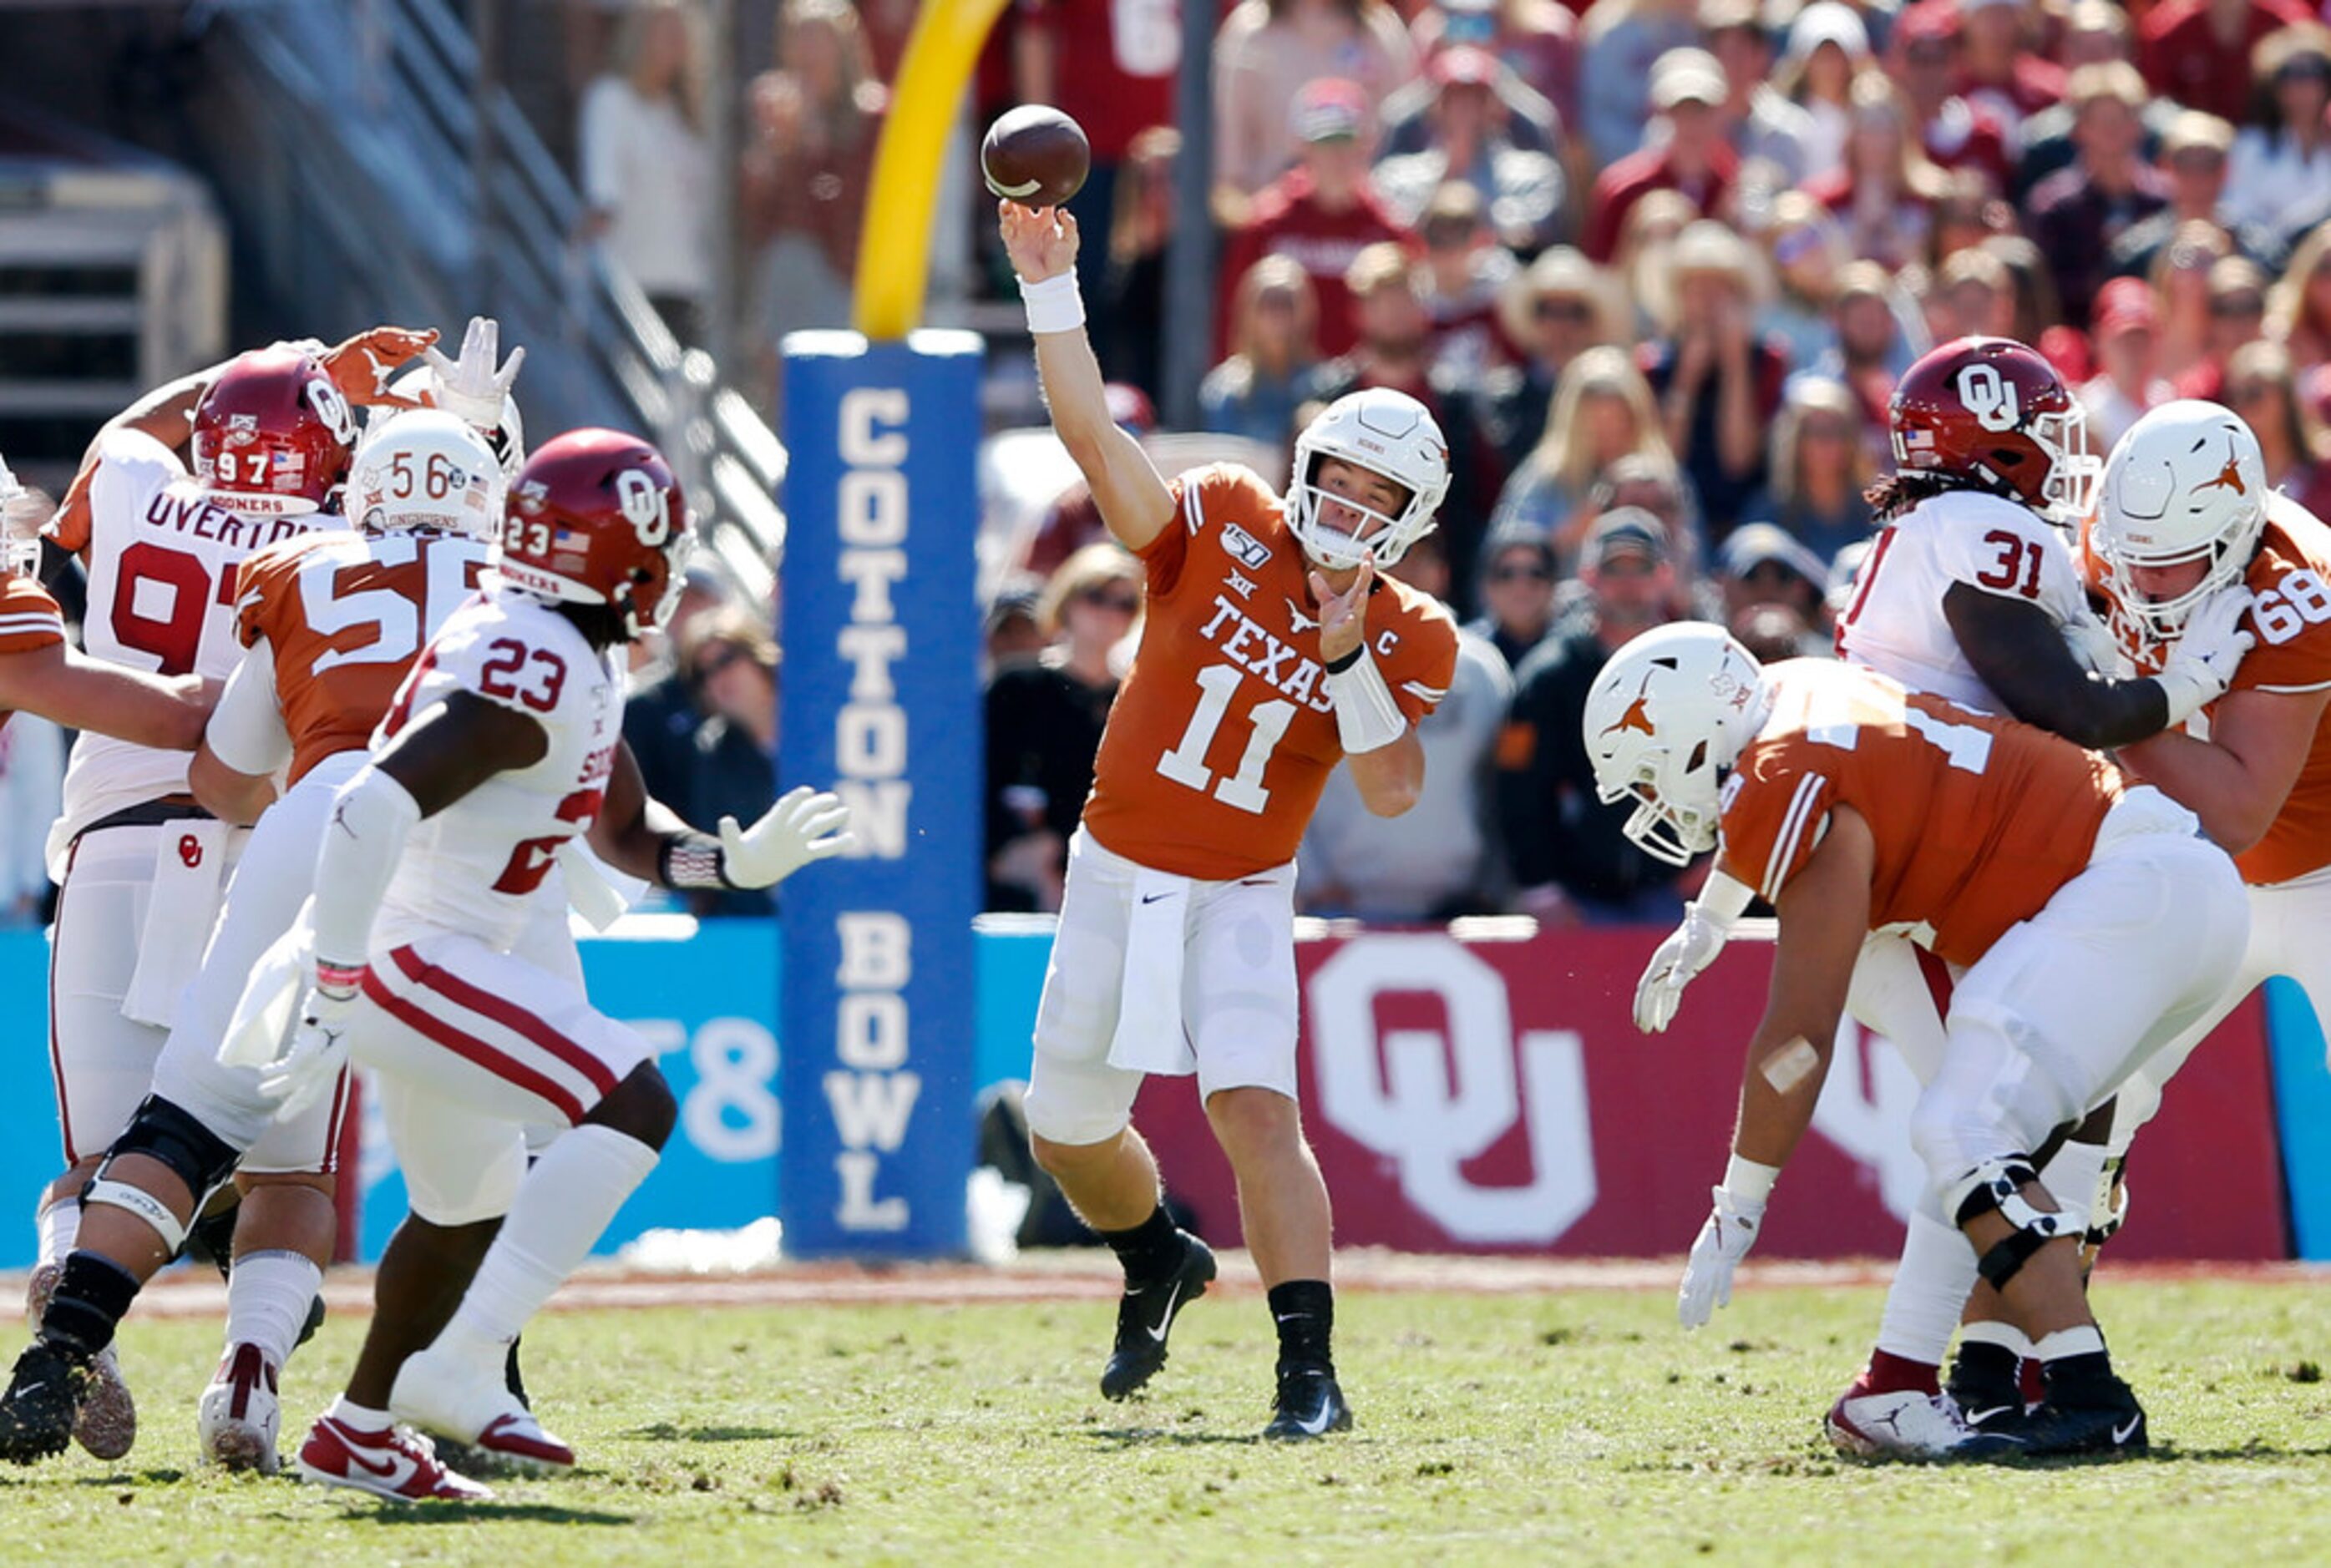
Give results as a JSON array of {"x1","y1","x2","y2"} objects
[
  {"x1": 1081, "y1": 464, "x2": 1459, "y2": 880},
  {"x1": 2086, "y1": 493, "x2": 2331, "y2": 888},
  {"x1": 369, "y1": 589, "x2": 625, "y2": 953}
]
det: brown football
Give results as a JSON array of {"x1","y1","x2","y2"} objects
[{"x1": 982, "y1": 105, "x2": 1091, "y2": 210}]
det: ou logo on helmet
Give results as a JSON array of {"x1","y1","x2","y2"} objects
[
  {"x1": 1956, "y1": 363, "x2": 2022, "y2": 434},
  {"x1": 615, "y1": 468, "x2": 673, "y2": 546}
]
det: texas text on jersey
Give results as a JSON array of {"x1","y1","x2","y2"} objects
[
  {"x1": 2087, "y1": 494, "x2": 2331, "y2": 886},
  {"x1": 1081, "y1": 463, "x2": 1460, "y2": 879},
  {"x1": 235, "y1": 530, "x2": 489, "y2": 787},
  {"x1": 44, "y1": 427, "x2": 335, "y2": 872},
  {"x1": 1717, "y1": 660, "x2": 2126, "y2": 966}
]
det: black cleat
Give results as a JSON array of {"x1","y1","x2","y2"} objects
[
  {"x1": 1945, "y1": 1343, "x2": 2031, "y2": 1441},
  {"x1": 1099, "y1": 1233, "x2": 1216, "y2": 1401},
  {"x1": 0, "y1": 1342, "x2": 87, "y2": 1464},
  {"x1": 2017, "y1": 1368, "x2": 2148, "y2": 1459},
  {"x1": 1264, "y1": 1365, "x2": 1352, "y2": 1441}
]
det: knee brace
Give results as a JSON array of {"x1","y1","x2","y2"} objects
[
  {"x1": 80, "y1": 1095, "x2": 242, "y2": 1254},
  {"x1": 1944, "y1": 1155, "x2": 2071, "y2": 1292}
]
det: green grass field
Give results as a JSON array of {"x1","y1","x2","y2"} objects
[{"x1": 5, "y1": 1270, "x2": 2329, "y2": 1565}]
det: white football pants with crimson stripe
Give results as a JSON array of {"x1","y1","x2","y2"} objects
[{"x1": 351, "y1": 925, "x2": 655, "y2": 1227}]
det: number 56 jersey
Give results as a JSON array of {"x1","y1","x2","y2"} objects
[
  {"x1": 370, "y1": 590, "x2": 624, "y2": 953},
  {"x1": 1081, "y1": 464, "x2": 1459, "y2": 880}
]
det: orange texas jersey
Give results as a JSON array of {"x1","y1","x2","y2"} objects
[
  {"x1": 0, "y1": 574, "x2": 68, "y2": 735},
  {"x1": 1716, "y1": 659, "x2": 2123, "y2": 968},
  {"x1": 2084, "y1": 497, "x2": 2331, "y2": 886},
  {"x1": 1080, "y1": 463, "x2": 1460, "y2": 881},
  {"x1": 235, "y1": 529, "x2": 489, "y2": 786}
]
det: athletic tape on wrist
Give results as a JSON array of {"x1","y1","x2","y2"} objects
[
  {"x1": 1324, "y1": 648, "x2": 1406, "y2": 755},
  {"x1": 1018, "y1": 271, "x2": 1086, "y2": 335},
  {"x1": 1720, "y1": 1153, "x2": 1780, "y2": 1207}
]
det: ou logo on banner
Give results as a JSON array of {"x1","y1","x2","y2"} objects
[
  {"x1": 1307, "y1": 935, "x2": 1597, "y2": 1245},
  {"x1": 1956, "y1": 363, "x2": 2021, "y2": 433},
  {"x1": 1810, "y1": 1018, "x2": 1928, "y2": 1222}
]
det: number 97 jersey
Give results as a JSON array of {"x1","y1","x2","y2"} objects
[
  {"x1": 371, "y1": 591, "x2": 626, "y2": 953},
  {"x1": 1834, "y1": 488, "x2": 2095, "y2": 715}
]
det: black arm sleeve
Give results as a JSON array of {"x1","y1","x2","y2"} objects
[{"x1": 1943, "y1": 582, "x2": 2170, "y2": 751}]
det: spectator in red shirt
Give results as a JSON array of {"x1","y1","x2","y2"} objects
[
  {"x1": 1955, "y1": 0, "x2": 2064, "y2": 145},
  {"x1": 1411, "y1": 183, "x2": 1521, "y2": 382},
  {"x1": 1582, "y1": 48, "x2": 1736, "y2": 263},
  {"x1": 1888, "y1": 1, "x2": 2009, "y2": 192},
  {"x1": 2140, "y1": 0, "x2": 2313, "y2": 128},
  {"x1": 2172, "y1": 255, "x2": 2268, "y2": 400},
  {"x1": 2079, "y1": 277, "x2": 2175, "y2": 449},
  {"x1": 1012, "y1": 0, "x2": 1179, "y2": 296},
  {"x1": 2026, "y1": 62, "x2": 2170, "y2": 331},
  {"x1": 1217, "y1": 78, "x2": 1411, "y2": 361},
  {"x1": 2146, "y1": 221, "x2": 2234, "y2": 392},
  {"x1": 2267, "y1": 219, "x2": 2331, "y2": 377}
]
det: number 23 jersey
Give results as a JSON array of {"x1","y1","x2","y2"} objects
[
  {"x1": 371, "y1": 591, "x2": 624, "y2": 953},
  {"x1": 1081, "y1": 464, "x2": 1459, "y2": 880},
  {"x1": 1716, "y1": 660, "x2": 2124, "y2": 968}
]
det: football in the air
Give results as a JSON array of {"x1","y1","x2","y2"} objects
[{"x1": 982, "y1": 105, "x2": 1090, "y2": 209}]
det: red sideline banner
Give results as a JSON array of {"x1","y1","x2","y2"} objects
[{"x1": 1133, "y1": 927, "x2": 2287, "y2": 1260}]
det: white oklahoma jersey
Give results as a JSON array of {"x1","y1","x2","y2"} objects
[
  {"x1": 45, "y1": 427, "x2": 332, "y2": 871},
  {"x1": 372, "y1": 589, "x2": 623, "y2": 953},
  {"x1": 342, "y1": 589, "x2": 651, "y2": 1225},
  {"x1": 1833, "y1": 487, "x2": 2101, "y2": 715},
  {"x1": 38, "y1": 429, "x2": 334, "y2": 1166}
]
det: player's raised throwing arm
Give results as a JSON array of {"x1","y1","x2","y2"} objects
[{"x1": 997, "y1": 201, "x2": 1175, "y2": 551}]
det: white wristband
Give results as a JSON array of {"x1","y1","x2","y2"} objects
[
  {"x1": 1324, "y1": 647, "x2": 1407, "y2": 755},
  {"x1": 1721, "y1": 1153, "x2": 1781, "y2": 1207},
  {"x1": 1696, "y1": 868, "x2": 1755, "y2": 928},
  {"x1": 1018, "y1": 271, "x2": 1085, "y2": 335}
]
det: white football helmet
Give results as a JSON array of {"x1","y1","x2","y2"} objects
[
  {"x1": 346, "y1": 408, "x2": 506, "y2": 537},
  {"x1": 377, "y1": 365, "x2": 526, "y2": 478},
  {"x1": 1584, "y1": 623, "x2": 1772, "y2": 867},
  {"x1": 2094, "y1": 398, "x2": 2268, "y2": 639},
  {"x1": 1286, "y1": 388, "x2": 1451, "y2": 570}
]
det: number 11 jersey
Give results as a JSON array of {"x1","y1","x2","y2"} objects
[{"x1": 1082, "y1": 463, "x2": 1459, "y2": 880}]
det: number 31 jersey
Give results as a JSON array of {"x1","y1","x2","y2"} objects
[
  {"x1": 1717, "y1": 660, "x2": 2124, "y2": 967},
  {"x1": 44, "y1": 428, "x2": 332, "y2": 871},
  {"x1": 1833, "y1": 487, "x2": 2095, "y2": 714},
  {"x1": 371, "y1": 591, "x2": 624, "y2": 953},
  {"x1": 1081, "y1": 464, "x2": 1459, "y2": 880}
]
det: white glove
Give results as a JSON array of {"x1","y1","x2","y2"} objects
[
  {"x1": 717, "y1": 786, "x2": 854, "y2": 889},
  {"x1": 1677, "y1": 1186, "x2": 1764, "y2": 1329},
  {"x1": 1634, "y1": 903, "x2": 1731, "y2": 1033},
  {"x1": 256, "y1": 965, "x2": 362, "y2": 1121},
  {"x1": 2153, "y1": 585, "x2": 2256, "y2": 727},
  {"x1": 420, "y1": 316, "x2": 525, "y2": 430}
]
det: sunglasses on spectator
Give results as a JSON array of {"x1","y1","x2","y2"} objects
[
  {"x1": 692, "y1": 643, "x2": 750, "y2": 681},
  {"x1": 2212, "y1": 294, "x2": 2265, "y2": 316},
  {"x1": 1424, "y1": 220, "x2": 1476, "y2": 247},
  {"x1": 2227, "y1": 381, "x2": 2275, "y2": 403},
  {"x1": 1534, "y1": 296, "x2": 1592, "y2": 322},
  {"x1": 1077, "y1": 585, "x2": 1142, "y2": 613},
  {"x1": 1905, "y1": 45, "x2": 1951, "y2": 66},
  {"x1": 1490, "y1": 561, "x2": 1553, "y2": 583}
]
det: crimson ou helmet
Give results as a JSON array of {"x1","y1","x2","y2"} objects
[
  {"x1": 1888, "y1": 336, "x2": 2101, "y2": 524},
  {"x1": 190, "y1": 347, "x2": 360, "y2": 517},
  {"x1": 493, "y1": 428, "x2": 689, "y2": 640}
]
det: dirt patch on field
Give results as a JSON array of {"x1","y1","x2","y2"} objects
[{"x1": 20, "y1": 1251, "x2": 2323, "y2": 1320}]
